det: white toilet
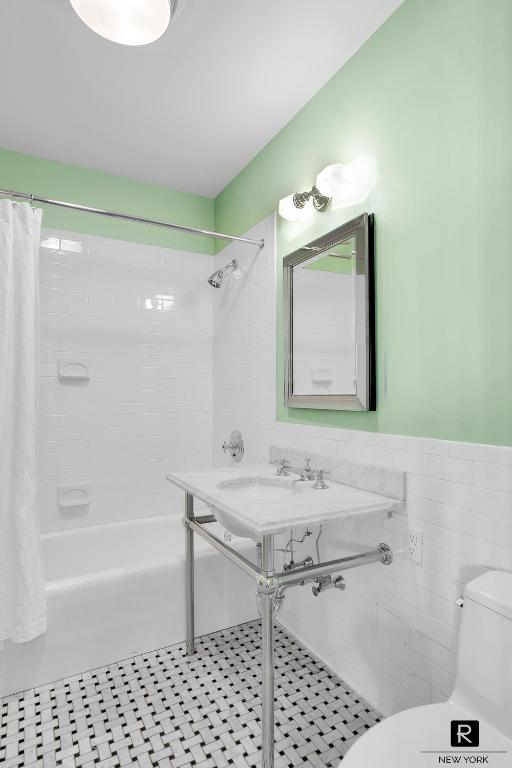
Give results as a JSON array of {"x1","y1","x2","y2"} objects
[{"x1": 342, "y1": 570, "x2": 512, "y2": 766}]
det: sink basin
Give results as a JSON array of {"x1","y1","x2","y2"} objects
[{"x1": 217, "y1": 476, "x2": 298, "y2": 501}]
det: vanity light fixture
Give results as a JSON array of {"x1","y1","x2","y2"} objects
[
  {"x1": 69, "y1": 0, "x2": 175, "y2": 46},
  {"x1": 279, "y1": 158, "x2": 377, "y2": 221}
]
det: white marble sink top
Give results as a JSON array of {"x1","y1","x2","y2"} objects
[{"x1": 167, "y1": 464, "x2": 400, "y2": 539}]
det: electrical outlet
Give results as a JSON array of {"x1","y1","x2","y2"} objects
[{"x1": 408, "y1": 528, "x2": 423, "y2": 564}]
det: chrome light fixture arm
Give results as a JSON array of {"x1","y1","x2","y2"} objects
[{"x1": 293, "y1": 185, "x2": 331, "y2": 212}]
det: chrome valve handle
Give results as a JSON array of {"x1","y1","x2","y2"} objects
[
  {"x1": 275, "y1": 458, "x2": 291, "y2": 476},
  {"x1": 313, "y1": 468, "x2": 330, "y2": 489},
  {"x1": 303, "y1": 458, "x2": 314, "y2": 481},
  {"x1": 221, "y1": 430, "x2": 244, "y2": 462}
]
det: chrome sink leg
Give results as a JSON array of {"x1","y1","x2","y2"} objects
[
  {"x1": 185, "y1": 492, "x2": 195, "y2": 655},
  {"x1": 260, "y1": 534, "x2": 276, "y2": 768}
]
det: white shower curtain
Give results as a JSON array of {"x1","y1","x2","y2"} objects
[{"x1": 0, "y1": 200, "x2": 46, "y2": 643}]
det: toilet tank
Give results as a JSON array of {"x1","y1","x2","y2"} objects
[{"x1": 451, "y1": 570, "x2": 512, "y2": 740}]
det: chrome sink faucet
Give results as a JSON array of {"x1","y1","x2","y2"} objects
[
  {"x1": 273, "y1": 457, "x2": 314, "y2": 482},
  {"x1": 273, "y1": 457, "x2": 330, "y2": 488}
]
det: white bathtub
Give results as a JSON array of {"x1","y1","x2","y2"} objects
[{"x1": 0, "y1": 515, "x2": 258, "y2": 697}]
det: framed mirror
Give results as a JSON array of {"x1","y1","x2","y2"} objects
[{"x1": 283, "y1": 213, "x2": 375, "y2": 411}]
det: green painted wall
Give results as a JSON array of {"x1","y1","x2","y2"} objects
[
  {"x1": 214, "y1": 0, "x2": 512, "y2": 447},
  {"x1": 0, "y1": 148, "x2": 214, "y2": 254},
  {"x1": 1, "y1": 0, "x2": 510, "y2": 445}
]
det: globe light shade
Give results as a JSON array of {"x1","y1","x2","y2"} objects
[
  {"x1": 316, "y1": 158, "x2": 378, "y2": 209},
  {"x1": 315, "y1": 163, "x2": 355, "y2": 199},
  {"x1": 69, "y1": 0, "x2": 173, "y2": 46},
  {"x1": 278, "y1": 194, "x2": 315, "y2": 223}
]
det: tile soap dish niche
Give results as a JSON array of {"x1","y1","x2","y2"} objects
[
  {"x1": 58, "y1": 483, "x2": 91, "y2": 512},
  {"x1": 58, "y1": 358, "x2": 90, "y2": 382},
  {"x1": 311, "y1": 367, "x2": 334, "y2": 384}
]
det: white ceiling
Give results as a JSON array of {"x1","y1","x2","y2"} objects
[{"x1": 0, "y1": 0, "x2": 404, "y2": 198}]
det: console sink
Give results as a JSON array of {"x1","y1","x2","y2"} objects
[{"x1": 167, "y1": 464, "x2": 400, "y2": 540}]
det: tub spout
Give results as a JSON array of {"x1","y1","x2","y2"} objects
[{"x1": 312, "y1": 574, "x2": 346, "y2": 596}]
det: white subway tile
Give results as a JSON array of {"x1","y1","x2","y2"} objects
[
  {"x1": 450, "y1": 531, "x2": 504, "y2": 567},
  {"x1": 434, "y1": 440, "x2": 501, "y2": 464},
  {"x1": 413, "y1": 654, "x2": 454, "y2": 697},
  {"x1": 412, "y1": 610, "x2": 454, "y2": 650},
  {"x1": 376, "y1": 606, "x2": 411, "y2": 670},
  {"x1": 413, "y1": 631, "x2": 457, "y2": 674},
  {"x1": 473, "y1": 461, "x2": 512, "y2": 492},
  {"x1": 39, "y1": 229, "x2": 214, "y2": 533},
  {"x1": 429, "y1": 456, "x2": 474, "y2": 485}
]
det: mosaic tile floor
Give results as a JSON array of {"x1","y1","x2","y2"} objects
[{"x1": 0, "y1": 620, "x2": 381, "y2": 768}]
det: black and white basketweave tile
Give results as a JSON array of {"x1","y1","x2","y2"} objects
[{"x1": 0, "y1": 620, "x2": 381, "y2": 768}]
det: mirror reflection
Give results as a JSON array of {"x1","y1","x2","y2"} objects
[
  {"x1": 292, "y1": 237, "x2": 357, "y2": 396},
  {"x1": 284, "y1": 213, "x2": 375, "y2": 411}
]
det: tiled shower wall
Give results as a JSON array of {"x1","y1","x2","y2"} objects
[
  {"x1": 213, "y1": 214, "x2": 512, "y2": 717},
  {"x1": 39, "y1": 230, "x2": 213, "y2": 533}
]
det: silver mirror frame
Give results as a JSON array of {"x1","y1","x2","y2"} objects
[{"x1": 283, "y1": 212, "x2": 375, "y2": 411}]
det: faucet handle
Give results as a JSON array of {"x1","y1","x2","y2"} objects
[
  {"x1": 313, "y1": 467, "x2": 330, "y2": 489},
  {"x1": 221, "y1": 430, "x2": 244, "y2": 462},
  {"x1": 274, "y1": 458, "x2": 290, "y2": 476},
  {"x1": 303, "y1": 457, "x2": 314, "y2": 481}
]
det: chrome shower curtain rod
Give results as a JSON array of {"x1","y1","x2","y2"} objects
[{"x1": 0, "y1": 188, "x2": 265, "y2": 248}]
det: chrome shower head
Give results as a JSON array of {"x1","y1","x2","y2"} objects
[
  {"x1": 208, "y1": 272, "x2": 222, "y2": 288},
  {"x1": 207, "y1": 259, "x2": 238, "y2": 288}
]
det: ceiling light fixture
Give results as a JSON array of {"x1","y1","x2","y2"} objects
[
  {"x1": 69, "y1": 0, "x2": 175, "y2": 46},
  {"x1": 279, "y1": 157, "x2": 377, "y2": 221}
]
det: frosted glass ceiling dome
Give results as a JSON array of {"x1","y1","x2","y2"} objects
[{"x1": 69, "y1": 0, "x2": 175, "y2": 46}]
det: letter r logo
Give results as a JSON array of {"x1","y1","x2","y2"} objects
[{"x1": 450, "y1": 720, "x2": 479, "y2": 747}]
